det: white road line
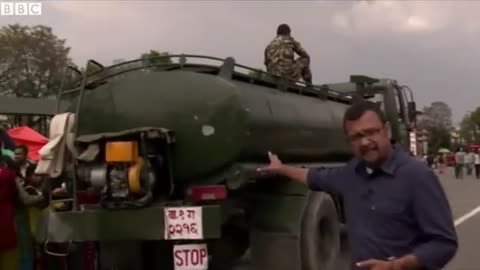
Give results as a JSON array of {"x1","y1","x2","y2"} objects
[{"x1": 454, "y1": 205, "x2": 480, "y2": 227}]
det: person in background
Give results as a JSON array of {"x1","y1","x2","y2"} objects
[
  {"x1": 13, "y1": 144, "x2": 35, "y2": 270},
  {"x1": 15, "y1": 164, "x2": 49, "y2": 270},
  {"x1": 0, "y1": 126, "x2": 16, "y2": 151},
  {"x1": 0, "y1": 155, "x2": 19, "y2": 270},
  {"x1": 454, "y1": 147, "x2": 466, "y2": 179},
  {"x1": 465, "y1": 149, "x2": 475, "y2": 176},
  {"x1": 264, "y1": 24, "x2": 312, "y2": 83},
  {"x1": 426, "y1": 154, "x2": 434, "y2": 168},
  {"x1": 474, "y1": 149, "x2": 480, "y2": 179},
  {"x1": 14, "y1": 144, "x2": 35, "y2": 178},
  {"x1": 437, "y1": 153, "x2": 445, "y2": 174}
]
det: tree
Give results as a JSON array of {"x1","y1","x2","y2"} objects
[
  {"x1": 459, "y1": 106, "x2": 480, "y2": 143},
  {"x1": 459, "y1": 113, "x2": 475, "y2": 143},
  {"x1": 0, "y1": 24, "x2": 73, "y2": 98},
  {"x1": 426, "y1": 125, "x2": 451, "y2": 154},
  {"x1": 469, "y1": 106, "x2": 480, "y2": 131},
  {"x1": 140, "y1": 50, "x2": 172, "y2": 69},
  {"x1": 418, "y1": 101, "x2": 453, "y2": 153},
  {"x1": 421, "y1": 101, "x2": 453, "y2": 129}
]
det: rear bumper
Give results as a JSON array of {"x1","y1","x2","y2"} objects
[{"x1": 34, "y1": 204, "x2": 222, "y2": 242}]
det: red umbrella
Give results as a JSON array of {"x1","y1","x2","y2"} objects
[{"x1": 6, "y1": 126, "x2": 48, "y2": 161}]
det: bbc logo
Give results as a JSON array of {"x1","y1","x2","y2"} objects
[{"x1": 0, "y1": 2, "x2": 42, "y2": 16}]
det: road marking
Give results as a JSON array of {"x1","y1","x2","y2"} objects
[{"x1": 454, "y1": 205, "x2": 480, "y2": 227}]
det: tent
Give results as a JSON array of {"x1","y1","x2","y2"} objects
[
  {"x1": 438, "y1": 148, "x2": 450, "y2": 154},
  {"x1": 6, "y1": 126, "x2": 48, "y2": 161}
]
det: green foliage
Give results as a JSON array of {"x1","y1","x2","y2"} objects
[
  {"x1": 426, "y1": 125, "x2": 451, "y2": 154},
  {"x1": 421, "y1": 101, "x2": 452, "y2": 129},
  {"x1": 418, "y1": 101, "x2": 452, "y2": 153},
  {"x1": 140, "y1": 50, "x2": 172, "y2": 69},
  {"x1": 459, "y1": 106, "x2": 480, "y2": 143},
  {"x1": 469, "y1": 106, "x2": 480, "y2": 128},
  {"x1": 0, "y1": 24, "x2": 72, "y2": 98}
]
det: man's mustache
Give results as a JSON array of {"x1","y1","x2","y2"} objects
[{"x1": 360, "y1": 145, "x2": 378, "y2": 155}]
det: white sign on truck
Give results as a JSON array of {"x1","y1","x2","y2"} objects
[
  {"x1": 173, "y1": 244, "x2": 208, "y2": 270},
  {"x1": 164, "y1": 207, "x2": 204, "y2": 240}
]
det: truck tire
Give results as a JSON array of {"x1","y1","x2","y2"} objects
[
  {"x1": 300, "y1": 191, "x2": 341, "y2": 270},
  {"x1": 335, "y1": 224, "x2": 351, "y2": 270}
]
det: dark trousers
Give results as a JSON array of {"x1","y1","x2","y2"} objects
[
  {"x1": 466, "y1": 163, "x2": 474, "y2": 176},
  {"x1": 475, "y1": 164, "x2": 480, "y2": 179},
  {"x1": 455, "y1": 164, "x2": 464, "y2": 179}
]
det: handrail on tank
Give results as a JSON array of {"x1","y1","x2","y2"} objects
[
  {"x1": 59, "y1": 54, "x2": 354, "y2": 102},
  {"x1": 399, "y1": 85, "x2": 417, "y2": 128},
  {"x1": 82, "y1": 54, "x2": 226, "y2": 80},
  {"x1": 68, "y1": 59, "x2": 101, "y2": 212},
  {"x1": 56, "y1": 65, "x2": 82, "y2": 113},
  {"x1": 59, "y1": 54, "x2": 230, "y2": 96},
  {"x1": 400, "y1": 85, "x2": 414, "y2": 103}
]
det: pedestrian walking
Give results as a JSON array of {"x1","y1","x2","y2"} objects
[
  {"x1": 258, "y1": 100, "x2": 458, "y2": 270},
  {"x1": 437, "y1": 154, "x2": 445, "y2": 174},
  {"x1": 454, "y1": 148, "x2": 466, "y2": 179},
  {"x1": 475, "y1": 149, "x2": 480, "y2": 179},
  {"x1": 465, "y1": 150, "x2": 475, "y2": 176},
  {"x1": 0, "y1": 155, "x2": 19, "y2": 270}
]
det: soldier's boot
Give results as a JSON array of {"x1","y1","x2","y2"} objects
[
  {"x1": 301, "y1": 66, "x2": 312, "y2": 84},
  {"x1": 304, "y1": 76, "x2": 312, "y2": 84}
]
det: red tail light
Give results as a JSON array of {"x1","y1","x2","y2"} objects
[{"x1": 186, "y1": 185, "x2": 227, "y2": 201}]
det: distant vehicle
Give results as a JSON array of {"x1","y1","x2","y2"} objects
[
  {"x1": 470, "y1": 143, "x2": 480, "y2": 152},
  {"x1": 34, "y1": 54, "x2": 419, "y2": 270},
  {"x1": 446, "y1": 153, "x2": 456, "y2": 166}
]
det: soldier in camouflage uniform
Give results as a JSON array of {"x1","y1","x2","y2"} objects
[{"x1": 264, "y1": 24, "x2": 312, "y2": 84}]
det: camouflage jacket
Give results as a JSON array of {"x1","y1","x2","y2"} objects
[{"x1": 264, "y1": 35, "x2": 310, "y2": 72}]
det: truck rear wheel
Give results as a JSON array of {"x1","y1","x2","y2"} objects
[{"x1": 300, "y1": 191, "x2": 341, "y2": 270}]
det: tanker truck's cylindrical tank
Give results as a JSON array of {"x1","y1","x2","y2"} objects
[
  {"x1": 233, "y1": 79, "x2": 351, "y2": 162},
  {"x1": 75, "y1": 70, "x2": 351, "y2": 182}
]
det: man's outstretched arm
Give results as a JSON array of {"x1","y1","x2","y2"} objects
[{"x1": 257, "y1": 152, "x2": 345, "y2": 194}]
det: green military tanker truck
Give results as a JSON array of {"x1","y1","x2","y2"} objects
[{"x1": 34, "y1": 55, "x2": 418, "y2": 270}]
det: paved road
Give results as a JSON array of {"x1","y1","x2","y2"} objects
[{"x1": 438, "y1": 166, "x2": 480, "y2": 270}]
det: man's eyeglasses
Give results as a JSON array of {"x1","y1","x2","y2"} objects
[{"x1": 347, "y1": 127, "x2": 383, "y2": 142}]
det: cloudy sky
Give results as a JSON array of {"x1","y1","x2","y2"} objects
[{"x1": 2, "y1": 0, "x2": 479, "y2": 124}]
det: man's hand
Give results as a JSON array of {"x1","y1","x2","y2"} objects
[
  {"x1": 356, "y1": 259, "x2": 395, "y2": 270},
  {"x1": 52, "y1": 187, "x2": 66, "y2": 194},
  {"x1": 257, "y1": 151, "x2": 284, "y2": 174},
  {"x1": 256, "y1": 151, "x2": 309, "y2": 184}
]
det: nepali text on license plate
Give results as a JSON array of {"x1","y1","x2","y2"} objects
[{"x1": 164, "y1": 207, "x2": 203, "y2": 240}]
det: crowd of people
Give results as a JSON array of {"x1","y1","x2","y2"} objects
[
  {"x1": 0, "y1": 141, "x2": 49, "y2": 270},
  {"x1": 451, "y1": 147, "x2": 480, "y2": 179},
  {"x1": 424, "y1": 147, "x2": 480, "y2": 179}
]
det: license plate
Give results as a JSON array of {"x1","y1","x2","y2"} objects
[
  {"x1": 173, "y1": 243, "x2": 208, "y2": 270},
  {"x1": 164, "y1": 207, "x2": 203, "y2": 239}
]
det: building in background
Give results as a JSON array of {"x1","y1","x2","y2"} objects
[
  {"x1": 450, "y1": 126, "x2": 464, "y2": 146},
  {"x1": 416, "y1": 128, "x2": 428, "y2": 156}
]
